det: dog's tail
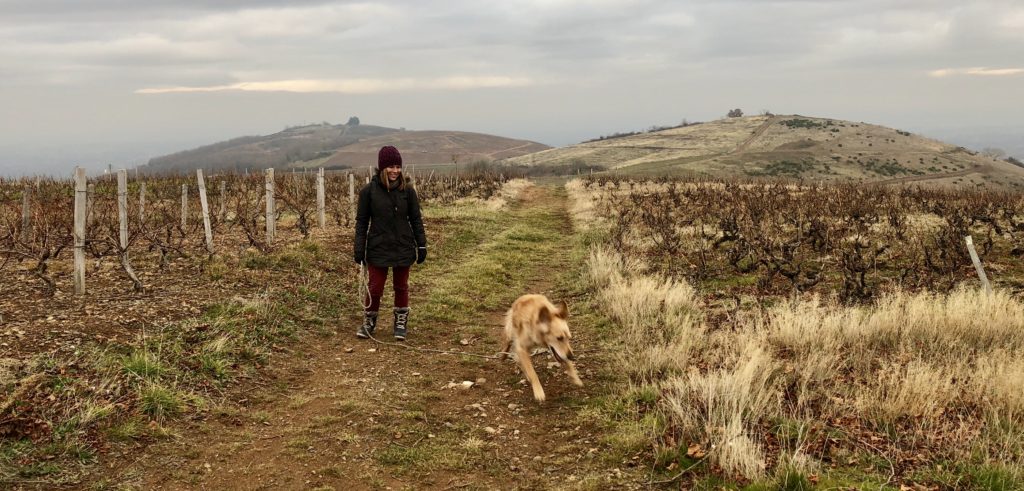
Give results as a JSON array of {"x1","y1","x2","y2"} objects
[{"x1": 498, "y1": 307, "x2": 514, "y2": 360}]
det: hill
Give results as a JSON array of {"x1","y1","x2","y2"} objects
[
  {"x1": 505, "y1": 115, "x2": 1024, "y2": 189},
  {"x1": 143, "y1": 123, "x2": 398, "y2": 173},
  {"x1": 143, "y1": 123, "x2": 550, "y2": 174},
  {"x1": 314, "y1": 130, "x2": 550, "y2": 171}
]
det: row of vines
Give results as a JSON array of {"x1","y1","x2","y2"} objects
[
  {"x1": 582, "y1": 176, "x2": 1024, "y2": 300},
  {"x1": 0, "y1": 169, "x2": 508, "y2": 296}
]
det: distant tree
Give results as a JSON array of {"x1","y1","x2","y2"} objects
[
  {"x1": 982, "y1": 147, "x2": 1007, "y2": 159},
  {"x1": 1007, "y1": 156, "x2": 1024, "y2": 168},
  {"x1": 347, "y1": 116, "x2": 360, "y2": 126},
  {"x1": 760, "y1": 109, "x2": 774, "y2": 116},
  {"x1": 727, "y1": 108, "x2": 744, "y2": 118}
]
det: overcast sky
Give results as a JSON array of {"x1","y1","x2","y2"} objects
[{"x1": 2, "y1": 0, "x2": 1023, "y2": 175}]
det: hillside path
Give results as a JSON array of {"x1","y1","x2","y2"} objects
[
  {"x1": 93, "y1": 185, "x2": 635, "y2": 490},
  {"x1": 732, "y1": 115, "x2": 777, "y2": 154}
]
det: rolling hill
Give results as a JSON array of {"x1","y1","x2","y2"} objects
[
  {"x1": 504, "y1": 115, "x2": 1024, "y2": 189},
  {"x1": 143, "y1": 123, "x2": 550, "y2": 174},
  {"x1": 316, "y1": 130, "x2": 550, "y2": 170}
]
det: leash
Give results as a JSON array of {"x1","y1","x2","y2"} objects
[{"x1": 357, "y1": 263, "x2": 372, "y2": 310}]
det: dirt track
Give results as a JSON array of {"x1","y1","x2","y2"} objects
[{"x1": 88, "y1": 186, "x2": 642, "y2": 490}]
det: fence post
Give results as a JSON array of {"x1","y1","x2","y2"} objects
[
  {"x1": 20, "y1": 186, "x2": 31, "y2": 242},
  {"x1": 317, "y1": 168, "x2": 326, "y2": 229},
  {"x1": 197, "y1": 169, "x2": 214, "y2": 253},
  {"x1": 73, "y1": 167, "x2": 87, "y2": 295},
  {"x1": 349, "y1": 173, "x2": 355, "y2": 220},
  {"x1": 964, "y1": 235, "x2": 992, "y2": 294},
  {"x1": 117, "y1": 170, "x2": 128, "y2": 249},
  {"x1": 265, "y1": 168, "x2": 276, "y2": 243},
  {"x1": 181, "y1": 183, "x2": 189, "y2": 230}
]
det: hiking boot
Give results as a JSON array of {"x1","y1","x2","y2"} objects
[
  {"x1": 356, "y1": 311, "x2": 378, "y2": 339},
  {"x1": 393, "y1": 307, "x2": 410, "y2": 341}
]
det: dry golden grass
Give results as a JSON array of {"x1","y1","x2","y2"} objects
[
  {"x1": 585, "y1": 247, "x2": 702, "y2": 384},
  {"x1": 482, "y1": 178, "x2": 532, "y2": 211},
  {"x1": 575, "y1": 179, "x2": 1024, "y2": 480}
]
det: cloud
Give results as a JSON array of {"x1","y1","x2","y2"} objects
[
  {"x1": 929, "y1": 67, "x2": 1024, "y2": 77},
  {"x1": 136, "y1": 76, "x2": 535, "y2": 94}
]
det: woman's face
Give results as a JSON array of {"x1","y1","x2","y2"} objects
[{"x1": 385, "y1": 165, "x2": 401, "y2": 182}]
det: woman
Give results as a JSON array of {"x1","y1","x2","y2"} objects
[{"x1": 354, "y1": 145, "x2": 427, "y2": 341}]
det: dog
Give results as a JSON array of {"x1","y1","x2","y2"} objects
[{"x1": 499, "y1": 294, "x2": 582, "y2": 402}]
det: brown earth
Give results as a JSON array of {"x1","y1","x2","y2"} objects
[
  {"x1": 71, "y1": 186, "x2": 647, "y2": 490},
  {"x1": 0, "y1": 227, "x2": 317, "y2": 374}
]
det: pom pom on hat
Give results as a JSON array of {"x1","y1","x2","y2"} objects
[{"x1": 378, "y1": 146, "x2": 403, "y2": 170}]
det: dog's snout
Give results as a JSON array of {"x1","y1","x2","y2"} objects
[{"x1": 567, "y1": 350, "x2": 576, "y2": 361}]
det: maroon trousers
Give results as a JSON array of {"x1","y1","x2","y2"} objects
[{"x1": 366, "y1": 265, "x2": 410, "y2": 311}]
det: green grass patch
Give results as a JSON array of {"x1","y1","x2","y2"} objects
[
  {"x1": 121, "y1": 350, "x2": 167, "y2": 380},
  {"x1": 138, "y1": 383, "x2": 184, "y2": 420}
]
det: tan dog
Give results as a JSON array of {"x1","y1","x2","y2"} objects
[{"x1": 499, "y1": 294, "x2": 582, "y2": 402}]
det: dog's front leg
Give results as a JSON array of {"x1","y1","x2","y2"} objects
[
  {"x1": 561, "y1": 360, "x2": 583, "y2": 387},
  {"x1": 516, "y1": 345, "x2": 545, "y2": 402}
]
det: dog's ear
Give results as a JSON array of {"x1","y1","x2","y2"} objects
[
  {"x1": 538, "y1": 305, "x2": 551, "y2": 328},
  {"x1": 554, "y1": 300, "x2": 569, "y2": 319}
]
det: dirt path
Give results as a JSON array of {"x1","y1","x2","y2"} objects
[
  {"x1": 91, "y1": 185, "x2": 637, "y2": 490},
  {"x1": 732, "y1": 116, "x2": 777, "y2": 154}
]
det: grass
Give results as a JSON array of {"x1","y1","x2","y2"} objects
[
  {"x1": 568, "y1": 177, "x2": 1024, "y2": 487},
  {"x1": 121, "y1": 350, "x2": 166, "y2": 380},
  {"x1": 139, "y1": 383, "x2": 184, "y2": 420}
]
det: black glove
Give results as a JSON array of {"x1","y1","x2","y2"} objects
[
  {"x1": 354, "y1": 253, "x2": 365, "y2": 265},
  {"x1": 416, "y1": 247, "x2": 427, "y2": 264}
]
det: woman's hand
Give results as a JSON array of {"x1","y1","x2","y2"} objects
[{"x1": 416, "y1": 247, "x2": 427, "y2": 264}]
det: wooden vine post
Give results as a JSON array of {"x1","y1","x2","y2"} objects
[
  {"x1": 964, "y1": 235, "x2": 992, "y2": 294},
  {"x1": 73, "y1": 167, "x2": 87, "y2": 295},
  {"x1": 265, "y1": 168, "x2": 276, "y2": 244},
  {"x1": 316, "y1": 168, "x2": 326, "y2": 229},
  {"x1": 117, "y1": 170, "x2": 128, "y2": 249},
  {"x1": 181, "y1": 183, "x2": 189, "y2": 230},
  {"x1": 197, "y1": 169, "x2": 214, "y2": 253},
  {"x1": 349, "y1": 173, "x2": 355, "y2": 220},
  {"x1": 118, "y1": 169, "x2": 144, "y2": 291}
]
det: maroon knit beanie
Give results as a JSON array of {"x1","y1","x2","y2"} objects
[{"x1": 378, "y1": 146, "x2": 402, "y2": 170}]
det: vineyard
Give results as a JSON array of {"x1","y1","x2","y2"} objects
[
  {"x1": 568, "y1": 177, "x2": 1024, "y2": 488},
  {"x1": 0, "y1": 168, "x2": 509, "y2": 293},
  {"x1": 2, "y1": 167, "x2": 1024, "y2": 489},
  {"x1": 573, "y1": 177, "x2": 1024, "y2": 301},
  {"x1": 1, "y1": 167, "x2": 515, "y2": 350}
]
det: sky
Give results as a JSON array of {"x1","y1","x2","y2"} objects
[{"x1": 1, "y1": 0, "x2": 1023, "y2": 176}]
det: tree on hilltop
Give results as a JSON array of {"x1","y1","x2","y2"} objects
[
  {"x1": 727, "y1": 108, "x2": 744, "y2": 118},
  {"x1": 347, "y1": 116, "x2": 360, "y2": 126}
]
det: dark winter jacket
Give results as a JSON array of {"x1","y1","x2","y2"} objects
[{"x1": 354, "y1": 175, "x2": 426, "y2": 267}]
